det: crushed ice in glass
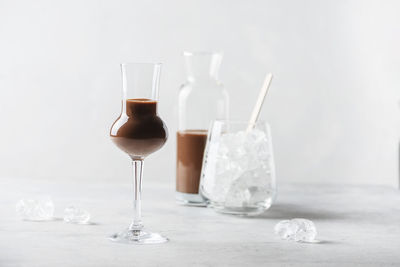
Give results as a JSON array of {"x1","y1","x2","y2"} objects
[
  {"x1": 202, "y1": 128, "x2": 274, "y2": 207},
  {"x1": 63, "y1": 206, "x2": 91, "y2": 224},
  {"x1": 16, "y1": 198, "x2": 55, "y2": 221},
  {"x1": 274, "y1": 218, "x2": 317, "y2": 242}
]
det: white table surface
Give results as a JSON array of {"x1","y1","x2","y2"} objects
[{"x1": 1, "y1": 177, "x2": 400, "y2": 267}]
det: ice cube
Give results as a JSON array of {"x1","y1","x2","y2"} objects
[
  {"x1": 244, "y1": 128, "x2": 267, "y2": 147},
  {"x1": 274, "y1": 218, "x2": 317, "y2": 242},
  {"x1": 224, "y1": 169, "x2": 273, "y2": 208},
  {"x1": 16, "y1": 198, "x2": 55, "y2": 221},
  {"x1": 274, "y1": 220, "x2": 292, "y2": 239},
  {"x1": 247, "y1": 186, "x2": 273, "y2": 205},
  {"x1": 63, "y1": 206, "x2": 91, "y2": 224}
]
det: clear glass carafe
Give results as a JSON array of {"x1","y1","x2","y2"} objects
[{"x1": 176, "y1": 51, "x2": 229, "y2": 205}]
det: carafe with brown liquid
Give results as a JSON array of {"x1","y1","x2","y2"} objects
[{"x1": 177, "y1": 51, "x2": 229, "y2": 205}]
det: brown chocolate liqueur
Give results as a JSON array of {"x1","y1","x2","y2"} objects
[
  {"x1": 110, "y1": 99, "x2": 168, "y2": 159},
  {"x1": 176, "y1": 130, "x2": 208, "y2": 194}
]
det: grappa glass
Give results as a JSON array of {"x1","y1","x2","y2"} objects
[{"x1": 109, "y1": 63, "x2": 168, "y2": 244}]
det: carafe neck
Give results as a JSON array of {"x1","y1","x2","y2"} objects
[{"x1": 184, "y1": 51, "x2": 222, "y2": 82}]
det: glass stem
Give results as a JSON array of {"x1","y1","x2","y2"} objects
[{"x1": 129, "y1": 160, "x2": 144, "y2": 231}]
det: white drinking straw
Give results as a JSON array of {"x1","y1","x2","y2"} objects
[{"x1": 246, "y1": 73, "x2": 273, "y2": 132}]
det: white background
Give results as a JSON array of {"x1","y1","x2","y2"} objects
[{"x1": 0, "y1": 0, "x2": 399, "y2": 187}]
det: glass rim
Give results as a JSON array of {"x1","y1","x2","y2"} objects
[
  {"x1": 120, "y1": 62, "x2": 162, "y2": 67},
  {"x1": 183, "y1": 51, "x2": 223, "y2": 57},
  {"x1": 213, "y1": 119, "x2": 269, "y2": 126}
]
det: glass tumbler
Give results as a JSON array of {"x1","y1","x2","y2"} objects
[{"x1": 200, "y1": 120, "x2": 276, "y2": 216}]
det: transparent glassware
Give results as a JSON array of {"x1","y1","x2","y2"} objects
[
  {"x1": 176, "y1": 51, "x2": 229, "y2": 206},
  {"x1": 200, "y1": 120, "x2": 276, "y2": 216},
  {"x1": 109, "y1": 63, "x2": 168, "y2": 244}
]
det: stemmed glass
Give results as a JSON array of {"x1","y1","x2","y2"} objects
[{"x1": 109, "y1": 63, "x2": 168, "y2": 244}]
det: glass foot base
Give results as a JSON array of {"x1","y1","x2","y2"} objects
[
  {"x1": 210, "y1": 201, "x2": 272, "y2": 216},
  {"x1": 175, "y1": 191, "x2": 207, "y2": 207},
  {"x1": 212, "y1": 206, "x2": 266, "y2": 216},
  {"x1": 109, "y1": 228, "x2": 168, "y2": 244}
]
